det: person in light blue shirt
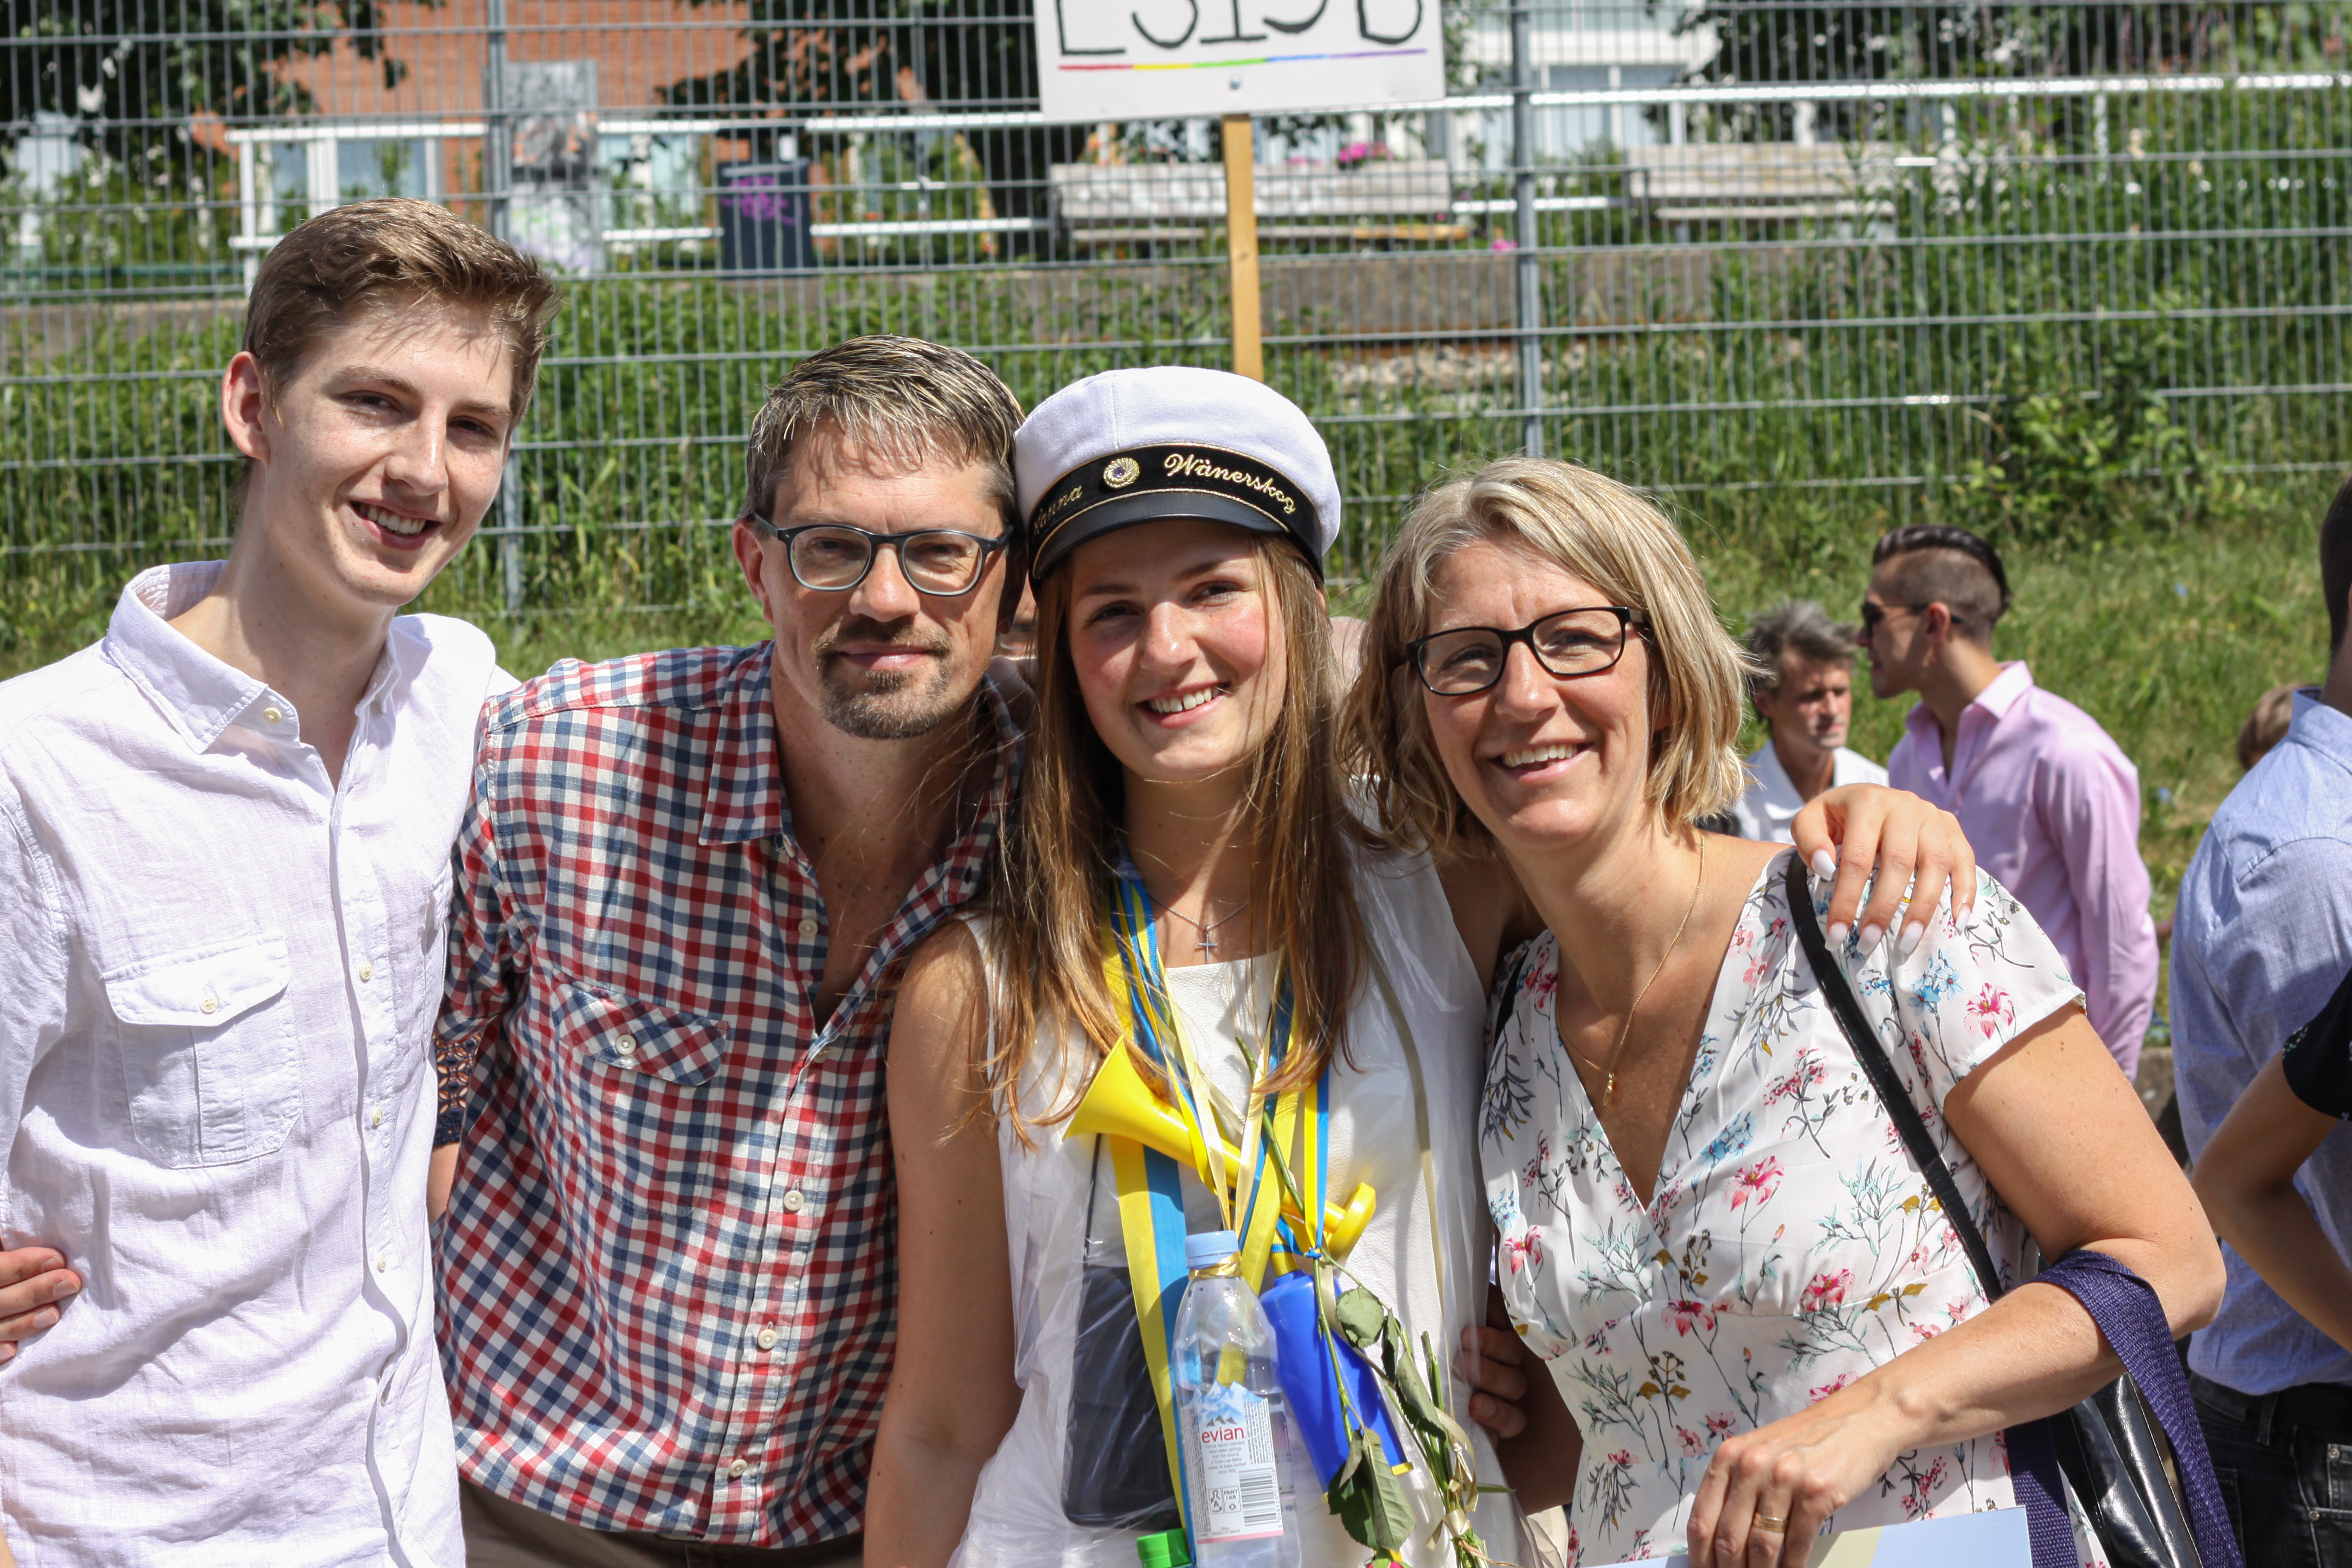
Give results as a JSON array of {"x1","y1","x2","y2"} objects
[{"x1": 2170, "y1": 471, "x2": 2352, "y2": 1568}]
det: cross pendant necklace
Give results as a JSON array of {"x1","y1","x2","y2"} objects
[{"x1": 1162, "y1": 898, "x2": 1253, "y2": 957}]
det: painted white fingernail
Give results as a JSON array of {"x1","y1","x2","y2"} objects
[
  {"x1": 1859, "y1": 923, "x2": 1885, "y2": 951},
  {"x1": 1898, "y1": 922, "x2": 1926, "y2": 959},
  {"x1": 1827, "y1": 921, "x2": 1850, "y2": 946},
  {"x1": 1810, "y1": 850, "x2": 1837, "y2": 880}
]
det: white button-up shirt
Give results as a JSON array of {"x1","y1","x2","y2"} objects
[
  {"x1": 1730, "y1": 739, "x2": 1889, "y2": 844},
  {"x1": 0, "y1": 563, "x2": 507, "y2": 1567}
]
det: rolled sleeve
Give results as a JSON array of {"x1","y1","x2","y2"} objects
[
  {"x1": 433, "y1": 751, "x2": 519, "y2": 1146},
  {"x1": 2041, "y1": 736, "x2": 2158, "y2": 1073}
]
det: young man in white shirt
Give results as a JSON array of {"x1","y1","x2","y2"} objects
[
  {"x1": 0, "y1": 198, "x2": 554, "y2": 1567},
  {"x1": 1731, "y1": 599, "x2": 1888, "y2": 844}
]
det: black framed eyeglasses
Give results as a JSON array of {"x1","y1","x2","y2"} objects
[
  {"x1": 1858, "y1": 599, "x2": 1932, "y2": 636},
  {"x1": 1405, "y1": 606, "x2": 1641, "y2": 696},
  {"x1": 747, "y1": 513, "x2": 1010, "y2": 597}
]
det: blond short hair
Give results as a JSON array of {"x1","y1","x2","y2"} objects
[
  {"x1": 1344, "y1": 457, "x2": 1752, "y2": 857},
  {"x1": 243, "y1": 198, "x2": 559, "y2": 422}
]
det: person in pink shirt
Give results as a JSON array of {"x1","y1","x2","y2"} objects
[{"x1": 1863, "y1": 523, "x2": 2158, "y2": 1076}]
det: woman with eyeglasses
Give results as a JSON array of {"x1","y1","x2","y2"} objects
[
  {"x1": 1342, "y1": 457, "x2": 2224, "y2": 1568},
  {"x1": 864, "y1": 373, "x2": 1978, "y2": 1568}
]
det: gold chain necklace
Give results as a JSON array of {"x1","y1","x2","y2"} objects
[{"x1": 1571, "y1": 833, "x2": 1708, "y2": 1115}]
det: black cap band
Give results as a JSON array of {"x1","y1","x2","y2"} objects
[{"x1": 1027, "y1": 442, "x2": 1323, "y2": 582}]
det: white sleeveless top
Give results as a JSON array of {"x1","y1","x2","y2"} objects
[{"x1": 950, "y1": 844, "x2": 1535, "y2": 1568}]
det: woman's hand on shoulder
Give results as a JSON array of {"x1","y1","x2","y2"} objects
[{"x1": 1790, "y1": 785, "x2": 1977, "y2": 958}]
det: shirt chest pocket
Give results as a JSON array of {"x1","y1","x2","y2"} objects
[
  {"x1": 105, "y1": 936, "x2": 303, "y2": 1168},
  {"x1": 544, "y1": 978, "x2": 731, "y2": 1218},
  {"x1": 558, "y1": 981, "x2": 730, "y2": 1087}
]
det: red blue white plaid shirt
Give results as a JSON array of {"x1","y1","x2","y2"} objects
[{"x1": 432, "y1": 642, "x2": 1017, "y2": 1545}]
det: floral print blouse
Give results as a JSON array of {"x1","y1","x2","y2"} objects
[{"x1": 1484, "y1": 851, "x2": 2085, "y2": 1565}]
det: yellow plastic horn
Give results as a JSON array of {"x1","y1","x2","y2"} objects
[{"x1": 1068, "y1": 1042, "x2": 1377, "y2": 1261}]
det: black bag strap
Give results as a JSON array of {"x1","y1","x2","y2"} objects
[{"x1": 1780, "y1": 854, "x2": 2008, "y2": 1305}]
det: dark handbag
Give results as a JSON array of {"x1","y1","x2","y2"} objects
[{"x1": 1781, "y1": 855, "x2": 2242, "y2": 1568}]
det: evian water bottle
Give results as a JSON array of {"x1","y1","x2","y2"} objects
[{"x1": 1172, "y1": 1231, "x2": 1301, "y2": 1567}]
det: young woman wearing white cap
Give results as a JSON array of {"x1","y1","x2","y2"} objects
[{"x1": 866, "y1": 370, "x2": 1976, "y2": 1568}]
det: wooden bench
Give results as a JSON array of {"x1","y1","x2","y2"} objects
[
  {"x1": 1624, "y1": 144, "x2": 1908, "y2": 222},
  {"x1": 1049, "y1": 158, "x2": 1466, "y2": 245}
]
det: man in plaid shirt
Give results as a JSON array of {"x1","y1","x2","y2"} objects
[{"x1": 428, "y1": 336, "x2": 1026, "y2": 1566}]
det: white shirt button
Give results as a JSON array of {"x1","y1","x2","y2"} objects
[
  {"x1": 615, "y1": 1034, "x2": 638, "y2": 1057},
  {"x1": 727, "y1": 1457, "x2": 749, "y2": 1480},
  {"x1": 262, "y1": 706, "x2": 284, "y2": 725},
  {"x1": 782, "y1": 1189, "x2": 806, "y2": 1213},
  {"x1": 370, "y1": 1107, "x2": 384, "y2": 1129},
  {"x1": 796, "y1": 916, "x2": 820, "y2": 939},
  {"x1": 358, "y1": 961, "x2": 374, "y2": 982},
  {"x1": 756, "y1": 1326, "x2": 780, "y2": 1351},
  {"x1": 375, "y1": 1254, "x2": 389, "y2": 1273},
  {"x1": 199, "y1": 996, "x2": 219, "y2": 1015}
]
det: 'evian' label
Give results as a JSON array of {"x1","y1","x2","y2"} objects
[{"x1": 1190, "y1": 1390, "x2": 1283, "y2": 1542}]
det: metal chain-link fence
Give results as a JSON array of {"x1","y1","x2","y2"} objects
[{"x1": 5, "y1": 0, "x2": 2347, "y2": 621}]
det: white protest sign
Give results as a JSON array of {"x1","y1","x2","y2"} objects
[{"x1": 1035, "y1": 3, "x2": 1447, "y2": 122}]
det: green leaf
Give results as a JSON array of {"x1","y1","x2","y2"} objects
[
  {"x1": 1384, "y1": 1323, "x2": 1451, "y2": 1454},
  {"x1": 1333, "y1": 1285, "x2": 1388, "y2": 1350},
  {"x1": 1331, "y1": 1425, "x2": 1365, "y2": 1492},
  {"x1": 1327, "y1": 1429, "x2": 1414, "y2": 1551}
]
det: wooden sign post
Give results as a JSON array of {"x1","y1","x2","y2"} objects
[
  {"x1": 1033, "y1": 4, "x2": 1446, "y2": 386},
  {"x1": 1222, "y1": 113, "x2": 1263, "y2": 382}
]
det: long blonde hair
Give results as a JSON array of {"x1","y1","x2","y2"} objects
[
  {"x1": 1342, "y1": 457, "x2": 1752, "y2": 859},
  {"x1": 987, "y1": 533, "x2": 1370, "y2": 1130}
]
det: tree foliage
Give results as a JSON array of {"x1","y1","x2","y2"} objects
[
  {"x1": 4, "y1": 0, "x2": 412, "y2": 158},
  {"x1": 1663, "y1": 0, "x2": 2330, "y2": 143},
  {"x1": 654, "y1": 0, "x2": 1084, "y2": 211}
]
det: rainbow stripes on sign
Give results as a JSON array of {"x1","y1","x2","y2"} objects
[{"x1": 1059, "y1": 47, "x2": 1430, "y2": 72}]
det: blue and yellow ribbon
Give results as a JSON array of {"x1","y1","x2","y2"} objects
[{"x1": 1096, "y1": 863, "x2": 1313, "y2": 1531}]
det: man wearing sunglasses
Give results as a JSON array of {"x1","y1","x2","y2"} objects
[
  {"x1": 427, "y1": 335, "x2": 1024, "y2": 1566},
  {"x1": 1863, "y1": 522, "x2": 2157, "y2": 1077}
]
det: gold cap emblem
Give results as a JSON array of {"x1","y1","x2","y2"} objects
[{"x1": 1102, "y1": 456, "x2": 1141, "y2": 489}]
